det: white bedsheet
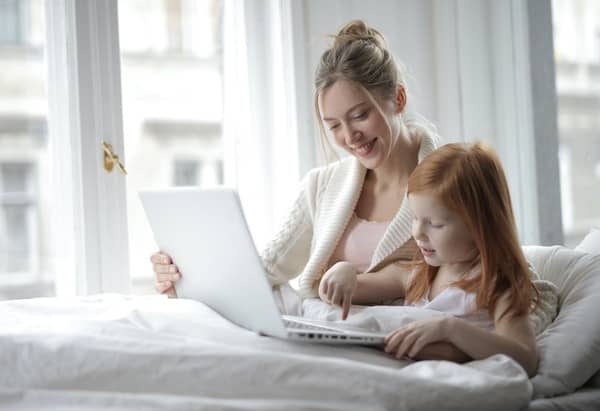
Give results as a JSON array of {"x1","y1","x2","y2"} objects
[{"x1": 0, "y1": 294, "x2": 532, "y2": 410}]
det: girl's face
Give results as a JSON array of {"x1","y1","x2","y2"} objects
[
  {"x1": 319, "y1": 80, "x2": 400, "y2": 169},
  {"x1": 408, "y1": 192, "x2": 477, "y2": 269}
]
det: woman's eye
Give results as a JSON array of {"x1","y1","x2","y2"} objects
[
  {"x1": 430, "y1": 223, "x2": 444, "y2": 228},
  {"x1": 353, "y1": 112, "x2": 367, "y2": 120},
  {"x1": 329, "y1": 124, "x2": 340, "y2": 130}
]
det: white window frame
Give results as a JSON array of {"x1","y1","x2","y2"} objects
[{"x1": 46, "y1": 0, "x2": 129, "y2": 296}]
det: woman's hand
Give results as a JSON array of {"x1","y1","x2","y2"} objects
[
  {"x1": 318, "y1": 261, "x2": 358, "y2": 320},
  {"x1": 384, "y1": 316, "x2": 452, "y2": 359},
  {"x1": 150, "y1": 252, "x2": 181, "y2": 298}
]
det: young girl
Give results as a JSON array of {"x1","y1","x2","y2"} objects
[{"x1": 382, "y1": 142, "x2": 539, "y2": 376}]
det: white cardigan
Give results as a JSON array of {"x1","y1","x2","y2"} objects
[{"x1": 261, "y1": 132, "x2": 439, "y2": 298}]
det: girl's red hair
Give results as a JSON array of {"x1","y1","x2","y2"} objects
[{"x1": 405, "y1": 142, "x2": 538, "y2": 319}]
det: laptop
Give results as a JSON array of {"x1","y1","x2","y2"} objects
[{"x1": 139, "y1": 186, "x2": 385, "y2": 345}]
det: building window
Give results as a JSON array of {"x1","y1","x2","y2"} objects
[
  {"x1": 215, "y1": 159, "x2": 223, "y2": 184},
  {"x1": 174, "y1": 159, "x2": 200, "y2": 186},
  {"x1": 0, "y1": 162, "x2": 36, "y2": 274},
  {"x1": 0, "y1": 0, "x2": 22, "y2": 46},
  {"x1": 0, "y1": 0, "x2": 49, "y2": 299}
]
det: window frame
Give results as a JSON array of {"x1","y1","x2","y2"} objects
[{"x1": 45, "y1": 0, "x2": 129, "y2": 296}]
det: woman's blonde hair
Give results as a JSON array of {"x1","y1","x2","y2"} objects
[
  {"x1": 405, "y1": 142, "x2": 539, "y2": 320},
  {"x1": 313, "y1": 20, "x2": 437, "y2": 162}
]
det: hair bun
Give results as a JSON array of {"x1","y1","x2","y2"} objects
[{"x1": 333, "y1": 20, "x2": 387, "y2": 49}]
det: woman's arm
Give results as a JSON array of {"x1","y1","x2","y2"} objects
[
  {"x1": 261, "y1": 180, "x2": 314, "y2": 287},
  {"x1": 318, "y1": 260, "x2": 410, "y2": 319},
  {"x1": 352, "y1": 261, "x2": 410, "y2": 304}
]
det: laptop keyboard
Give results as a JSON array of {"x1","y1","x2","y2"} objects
[
  {"x1": 282, "y1": 318, "x2": 385, "y2": 345},
  {"x1": 283, "y1": 319, "x2": 340, "y2": 332}
]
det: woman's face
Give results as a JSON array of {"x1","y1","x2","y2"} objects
[{"x1": 319, "y1": 80, "x2": 400, "y2": 169}]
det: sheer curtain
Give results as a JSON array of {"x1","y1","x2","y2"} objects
[{"x1": 223, "y1": 0, "x2": 306, "y2": 250}]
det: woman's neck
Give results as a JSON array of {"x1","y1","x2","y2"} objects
[{"x1": 368, "y1": 128, "x2": 420, "y2": 190}]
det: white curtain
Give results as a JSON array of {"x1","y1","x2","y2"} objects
[{"x1": 223, "y1": 0, "x2": 303, "y2": 250}]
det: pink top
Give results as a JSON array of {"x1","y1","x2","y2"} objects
[{"x1": 330, "y1": 212, "x2": 390, "y2": 272}]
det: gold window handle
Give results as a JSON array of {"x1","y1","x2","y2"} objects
[{"x1": 101, "y1": 140, "x2": 128, "y2": 176}]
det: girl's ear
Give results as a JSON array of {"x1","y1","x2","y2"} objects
[{"x1": 395, "y1": 85, "x2": 407, "y2": 113}]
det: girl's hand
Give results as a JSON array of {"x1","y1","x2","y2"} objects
[
  {"x1": 150, "y1": 252, "x2": 181, "y2": 298},
  {"x1": 384, "y1": 316, "x2": 453, "y2": 359},
  {"x1": 318, "y1": 261, "x2": 358, "y2": 320}
]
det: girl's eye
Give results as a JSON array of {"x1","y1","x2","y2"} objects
[
  {"x1": 329, "y1": 124, "x2": 340, "y2": 130},
  {"x1": 430, "y1": 223, "x2": 444, "y2": 228},
  {"x1": 353, "y1": 111, "x2": 367, "y2": 120}
]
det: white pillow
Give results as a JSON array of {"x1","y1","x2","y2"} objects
[
  {"x1": 523, "y1": 245, "x2": 600, "y2": 398},
  {"x1": 573, "y1": 228, "x2": 600, "y2": 391},
  {"x1": 576, "y1": 227, "x2": 600, "y2": 255}
]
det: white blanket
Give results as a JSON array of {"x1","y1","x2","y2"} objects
[{"x1": 0, "y1": 294, "x2": 532, "y2": 410}]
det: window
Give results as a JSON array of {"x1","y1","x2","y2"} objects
[
  {"x1": 0, "y1": 0, "x2": 22, "y2": 45},
  {"x1": 0, "y1": 0, "x2": 52, "y2": 300},
  {"x1": 0, "y1": 163, "x2": 35, "y2": 272},
  {"x1": 119, "y1": 0, "x2": 224, "y2": 294},
  {"x1": 174, "y1": 159, "x2": 200, "y2": 186},
  {"x1": 552, "y1": 0, "x2": 600, "y2": 246}
]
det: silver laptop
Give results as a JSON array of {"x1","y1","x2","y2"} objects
[{"x1": 139, "y1": 186, "x2": 385, "y2": 345}]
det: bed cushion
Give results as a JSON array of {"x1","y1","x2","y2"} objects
[
  {"x1": 575, "y1": 227, "x2": 600, "y2": 391},
  {"x1": 575, "y1": 227, "x2": 600, "y2": 255},
  {"x1": 523, "y1": 245, "x2": 600, "y2": 398}
]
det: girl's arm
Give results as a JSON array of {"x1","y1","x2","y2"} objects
[
  {"x1": 445, "y1": 294, "x2": 538, "y2": 376},
  {"x1": 352, "y1": 261, "x2": 410, "y2": 304},
  {"x1": 385, "y1": 292, "x2": 537, "y2": 375},
  {"x1": 413, "y1": 342, "x2": 471, "y2": 363}
]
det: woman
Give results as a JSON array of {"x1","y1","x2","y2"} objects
[{"x1": 152, "y1": 20, "x2": 440, "y2": 320}]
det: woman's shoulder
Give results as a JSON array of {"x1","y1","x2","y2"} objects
[
  {"x1": 303, "y1": 156, "x2": 359, "y2": 185},
  {"x1": 406, "y1": 118, "x2": 442, "y2": 162},
  {"x1": 295, "y1": 156, "x2": 362, "y2": 208},
  {"x1": 417, "y1": 129, "x2": 441, "y2": 162}
]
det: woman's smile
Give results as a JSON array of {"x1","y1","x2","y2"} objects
[
  {"x1": 351, "y1": 138, "x2": 377, "y2": 157},
  {"x1": 418, "y1": 244, "x2": 436, "y2": 257}
]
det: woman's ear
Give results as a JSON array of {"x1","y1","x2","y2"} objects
[{"x1": 395, "y1": 85, "x2": 406, "y2": 113}]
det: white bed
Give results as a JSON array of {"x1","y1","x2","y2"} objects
[{"x1": 1, "y1": 244, "x2": 599, "y2": 411}]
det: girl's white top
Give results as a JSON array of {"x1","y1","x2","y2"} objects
[{"x1": 410, "y1": 277, "x2": 495, "y2": 331}]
